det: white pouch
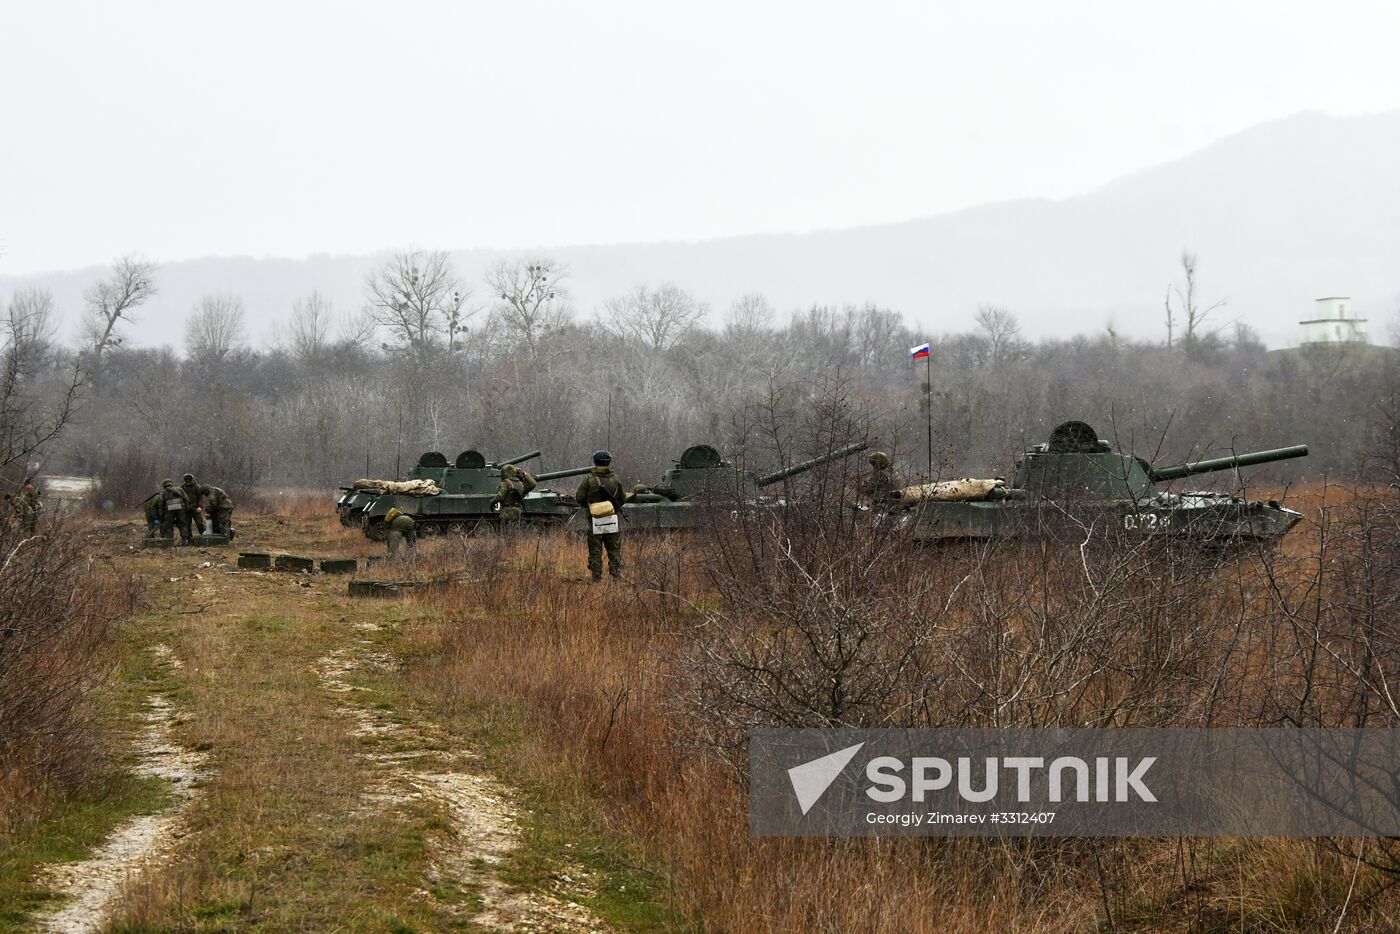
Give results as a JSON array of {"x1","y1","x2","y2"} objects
[{"x1": 591, "y1": 514, "x2": 620, "y2": 535}]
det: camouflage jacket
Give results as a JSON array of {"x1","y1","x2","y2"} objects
[
  {"x1": 161, "y1": 485, "x2": 190, "y2": 515},
  {"x1": 200, "y1": 485, "x2": 234, "y2": 512},
  {"x1": 859, "y1": 466, "x2": 904, "y2": 498},
  {"x1": 575, "y1": 467, "x2": 625, "y2": 509},
  {"x1": 14, "y1": 488, "x2": 40, "y2": 518},
  {"x1": 181, "y1": 481, "x2": 202, "y2": 513},
  {"x1": 142, "y1": 492, "x2": 164, "y2": 522}
]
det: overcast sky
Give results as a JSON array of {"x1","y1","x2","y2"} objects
[{"x1": 3, "y1": 0, "x2": 1400, "y2": 275}]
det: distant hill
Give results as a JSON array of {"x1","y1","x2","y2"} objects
[{"x1": 4, "y1": 109, "x2": 1399, "y2": 350}]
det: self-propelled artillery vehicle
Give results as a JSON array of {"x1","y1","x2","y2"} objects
[
  {"x1": 358, "y1": 449, "x2": 592, "y2": 539},
  {"x1": 906, "y1": 420, "x2": 1308, "y2": 546},
  {"x1": 574, "y1": 440, "x2": 870, "y2": 532},
  {"x1": 336, "y1": 448, "x2": 511, "y2": 526}
]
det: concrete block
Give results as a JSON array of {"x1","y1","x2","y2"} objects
[{"x1": 274, "y1": 555, "x2": 316, "y2": 572}]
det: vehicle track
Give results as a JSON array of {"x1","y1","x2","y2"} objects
[
  {"x1": 32, "y1": 645, "x2": 207, "y2": 934},
  {"x1": 315, "y1": 623, "x2": 606, "y2": 932}
]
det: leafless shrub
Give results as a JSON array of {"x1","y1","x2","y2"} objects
[{"x1": 0, "y1": 522, "x2": 135, "y2": 835}]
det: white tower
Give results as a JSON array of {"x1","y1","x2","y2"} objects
[{"x1": 1300, "y1": 297, "x2": 1368, "y2": 345}]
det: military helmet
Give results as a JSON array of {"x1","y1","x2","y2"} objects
[
  {"x1": 183, "y1": 473, "x2": 195, "y2": 483},
  {"x1": 593, "y1": 450, "x2": 612, "y2": 466},
  {"x1": 501, "y1": 464, "x2": 517, "y2": 478},
  {"x1": 162, "y1": 478, "x2": 175, "y2": 488},
  {"x1": 868, "y1": 451, "x2": 891, "y2": 469}
]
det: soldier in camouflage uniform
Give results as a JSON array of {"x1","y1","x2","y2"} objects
[
  {"x1": 13, "y1": 481, "x2": 41, "y2": 535},
  {"x1": 575, "y1": 450, "x2": 625, "y2": 582},
  {"x1": 199, "y1": 484, "x2": 235, "y2": 537},
  {"x1": 158, "y1": 479, "x2": 189, "y2": 541},
  {"x1": 179, "y1": 474, "x2": 202, "y2": 539},
  {"x1": 141, "y1": 489, "x2": 165, "y2": 539},
  {"x1": 859, "y1": 451, "x2": 904, "y2": 502},
  {"x1": 384, "y1": 507, "x2": 417, "y2": 558},
  {"x1": 493, "y1": 464, "x2": 537, "y2": 528}
]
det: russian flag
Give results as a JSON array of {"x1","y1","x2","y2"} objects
[{"x1": 910, "y1": 342, "x2": 930, "y2": 361}]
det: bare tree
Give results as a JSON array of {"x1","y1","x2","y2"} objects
[
  {"x1": 82, "y1": 255, "x2": 157, "y2": 357},
  {"x1": 185, "y1": 293, "x2": 246, "y2": 361},
  {"x1": 605, "y1": 282, "x2": 705, "y2": 351},
  {"x1": 5, "y1": 290, "x2": 58, "y2": 377},
  {"x1": 289, "y1": 291, "x2": 334, "y2": 359},
  {"x1": 364, "y1": 251, "x2": 470, "y2": 360},
  {"x1": 0, "y1": 297, "x2": 82, "y2": 472},
  {"x1": 1165, "y1": 251, "x2": 1226, "y2": 350},
  {"x1": 725, "y1": 293, "x2": 775, "y2": 339},
  {"x1": 485, "y1": 258, "x2": 571, "y2": 355},
  {"x1": 974, "y1": 304, "x2": 1024, "y2": 365}
]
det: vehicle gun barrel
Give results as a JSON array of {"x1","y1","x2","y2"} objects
[
  {"x1": 756, "y1": 441, "x2": 871, "y2": 487},
  {"x1": 500, "y1": 450, "x2": 542, "y2": 467},
  {"x1": 1148, "y1": 444, "x2": 1309, "y2": 482},
  {"x1": 534, "y1": 465, "x2": 594, "y2": 482}
]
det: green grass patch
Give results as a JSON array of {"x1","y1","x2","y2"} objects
[{"x1": 0, "y1": 772, "x2": 169, "y2": 933}]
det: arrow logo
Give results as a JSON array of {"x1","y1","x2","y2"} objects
[{"x1": 787, "y1": 742, "x2": 865, "y2": 815}]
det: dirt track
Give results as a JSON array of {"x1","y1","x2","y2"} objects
[{"x1": 23, "y1": 516, "x2": 610, "y2": 932}]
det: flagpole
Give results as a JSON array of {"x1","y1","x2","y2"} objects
[{"x1": 925, "y1": 350, "x2": 933, "y2": 481}]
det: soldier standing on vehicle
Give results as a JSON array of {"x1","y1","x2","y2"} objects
[
  {"x1": 13, "y1": 480, "x2": 41, "y2": 535},
  {"x1": 859, "y1": 451, "x2": 904, "y2": 502},
  {"x1": 493, "y1": 463, "x2": 537, "y2": 529},
  {"x1": 575, "y1": 450, "x2": 625, "y2": 582},
  {"x1": 199, "y1": 484, "x2": 235, "y2": 538},
  {"x1": 384, "y1": 507, "x2": 417, "y2": 558}
]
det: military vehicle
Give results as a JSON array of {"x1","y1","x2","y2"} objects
[
  {"x1": 903, "y1": 421, "x2": 1308, "y2": 546},
  {"x1": 359, "y1": 450, "x2": 591, "y2": 538},
  {"x1": 579, "y1": 440, "x2": 870, "y2": 532},
  {"x1": 337, "y1": 449, "x2": 537, "y2": 527}
]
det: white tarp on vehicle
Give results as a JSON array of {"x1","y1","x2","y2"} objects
[
  {"x1": 898, "y1": 478, "x2": 1006, "y2": 504},
  {"x1": 351, "y1": 479, "x2": 442, "y2": 496}
]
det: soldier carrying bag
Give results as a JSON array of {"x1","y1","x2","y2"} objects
[{"x1": 585, "y1": 478, "x2": 621, "y2": 535}]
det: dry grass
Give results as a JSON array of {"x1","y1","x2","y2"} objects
[
  {"x1": 17, "y1": 480, "x2": 1400, "y2": 931},
  {"x1": 387, "y1": 500, "x2": 1400, "y2": 933}
]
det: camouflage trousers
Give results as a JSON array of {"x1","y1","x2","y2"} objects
[
  {"x1": 586, "y1": 533, "x2": 622, "y2": 581},
  {"x1": 387, "y1": 528, "x2": 417, "y2": 558},
  {"x1": 211, "y1": 508, "x2": 234, "y2": 536},
  {"x1": 499, "y1": 505, "x2": 523, "y2": 529}
]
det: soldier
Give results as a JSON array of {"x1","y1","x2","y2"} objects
[
  {"x1": 13, "y1": 480, "x2": 41, "y2": 535},
  {"x1": 493, "y1": 463, "x2": 537, "y2": 528},
  {"x1": 384, "y1": 506, "x2": 417, "y2": 558},
  {"x1": 179, "y1": 474, "x2": 202, "y2": 539},
  {"x1": 199, "y1": 484, "x2": 235, "y2": 538},
  {"x1": 158, "y1": 479, "x2": 189, "y2": 541},
  {"x1": 575, "y1": 450, "x2": 625, "y2": 583},
  {"x1": 141, "y1": 488, "x2": 165, "y2": 539},
  {"x1": 860, "y1": 451, "x2": 904, "y2": 502}
]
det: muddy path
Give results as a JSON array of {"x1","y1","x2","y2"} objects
[
  {"x1": 32, "y1": 645, "x2": 208, "y2": 934},
  {"x1": 315, "y1": 622, "x2": 607, "y2": 932}
]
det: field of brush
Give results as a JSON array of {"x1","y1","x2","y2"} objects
[{"x1": 6, "y1": 482, "x2": 1400, "y2": 932}]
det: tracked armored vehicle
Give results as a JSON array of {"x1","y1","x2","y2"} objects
[
  {"x1": 336, "y1": 449, "x2": 477, "y2": 526},
  {"x1": 575, "y1": 440, "x2": 870, "y2": 532},
  {"x1": 359, "y1": 449, "x2": 591, "y2": 539},
  {"x1": 907, "y1": 421, "x2": 1308, "y2": 546}
]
